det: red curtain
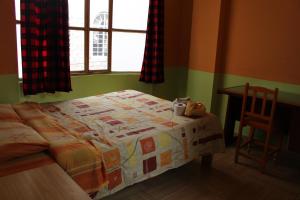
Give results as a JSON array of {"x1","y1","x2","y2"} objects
[
  {"x1": 21, "y1": 0, "x2": 72, "y2": 95},
  {"x1": 139, "y1": 0, "x2": 164, "y2": 83}
]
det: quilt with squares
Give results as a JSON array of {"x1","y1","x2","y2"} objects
[{"x1": 41, "y1": 90, "x2": 225, "y2": 198}]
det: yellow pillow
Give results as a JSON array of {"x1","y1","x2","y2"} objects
[{"x1": 0, "y1": 121, "x2": 49, "y2": 162}]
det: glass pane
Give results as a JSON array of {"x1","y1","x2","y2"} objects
[
  {"x1": 113, "y1": 0, "x2": 149, "y2": 30},
  {"x1": 70, "y1": 30, "x2": 85, "y2": 71},
  {"x1": 112, "y1": 32, "x2": 146, "y2": 72},
  {"x1": 16, "y1": 25, "x2": 22, "y2": 78},
  {"x1": 89, "y1": 31, "x2": 108, "y2": 70},
  {"x1": 90, "y1": 0, "x2": 109, "y2": 29},
  {"x1": 68, "y1": 0, "x2": 85, "y2": 27},
  {"x1": 15, "y1": 0, "x2": 20, "y2": 20}
]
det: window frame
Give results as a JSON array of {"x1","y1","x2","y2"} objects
[
  {"x1": 70, "y1": 0, "x2": 147, "y2": 75},
  {"x1": 15, "y1": 0, "x2": 147, "y2": 77}
]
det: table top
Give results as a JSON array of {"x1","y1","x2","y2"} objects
[
  {"x1": 218, "y1": 86, "x2": 300, "y2": 108},
  {"x1": 0, "y1": 163, "x2": 91, "y2": 200}
]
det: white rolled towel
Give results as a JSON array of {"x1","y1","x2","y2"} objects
[{"x1": 173, "y1": 103, "x2": 186, "y2": 116}]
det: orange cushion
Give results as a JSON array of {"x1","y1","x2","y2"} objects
[{"x1": 0, "y1": 121, "x2": 49, "y2": 162}]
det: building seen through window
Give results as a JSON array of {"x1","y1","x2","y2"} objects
[{"x1": 92, "y1": 12, "x2": 108, "y2": 68}]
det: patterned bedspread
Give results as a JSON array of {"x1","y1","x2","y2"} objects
[{"x1": 40, "y1": 90, "x2": 225, "y2": 198}]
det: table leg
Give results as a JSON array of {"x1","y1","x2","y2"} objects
[
  {"x1": 288, "y1": 108, "x2": 300, "y2": 153},
  {"x1": 224, "y1": 96, "x2": 242, "y2": 146},
  {"x1": 201, "y1": 154, "x2": 213, "y2": 168}
]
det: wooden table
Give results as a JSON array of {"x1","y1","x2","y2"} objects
[
  {"x1": 218, "y1": 86, "x2": 300, "y2": 153},
  {"x1": 0, "y1": 163, "x2": 91, "y2": 200}
]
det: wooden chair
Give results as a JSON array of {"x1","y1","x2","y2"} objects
[{"x1": 235, "y1": 83, "x2": 283, "y2": 172}]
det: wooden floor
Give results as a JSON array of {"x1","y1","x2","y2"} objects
[{"x1": 104, "y1": 148, "x2": 300, "y2": 200}]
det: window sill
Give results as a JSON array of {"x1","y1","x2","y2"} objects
[{"x1": 71, "y1": 71, "x2": 140, "y2": 76}]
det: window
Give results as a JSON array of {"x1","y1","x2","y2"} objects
[{"x1": 15, "y1": 0, "x2": 149, "y2": 77}]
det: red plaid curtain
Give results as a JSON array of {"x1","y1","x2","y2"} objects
[
  {"x1": 21, "y1": 0, "x2": 71, "y2": 95},
  {"x1": 139, "y1": 0, "x2": 164, "y2": 83}
]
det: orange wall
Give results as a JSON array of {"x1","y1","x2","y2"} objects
[
  {"x1": 0, "y1": 0, "x2": 18, "y2": 74},
  {"x1": 222, "y1": 0, "x2": 300, "y2": 85},
  {"x1": 189, "y1": 0, "x2": 300, "y2": 85},
  {"x1": 188, "y1": 0, "x2": 222, "y2": 72},
  {"x1": 165, "y1": 0, "x2": 193, "y2": 67},
  {"x1": 0, "y1": 0, "x2": 192, "y2": 76}
]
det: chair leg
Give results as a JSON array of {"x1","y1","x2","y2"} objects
[{"x1": 235, "y1": 125, "x2": 244, "y2": 163}]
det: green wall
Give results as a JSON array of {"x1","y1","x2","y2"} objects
[
  {"x1": 0, "y1": 74, "x2": 20, "y2": 103},
  {"x1": 20, "y1": 73, "x2": 153, "y2": 103},
  {"x1": 185, "y1": 69, "x2": 300, "y2": 127},
  {"x1": 153, "y1": 67, "x2": 188, "y2": 100},
  {"x1": 186, "y1": 69, "x2": 215, "y2": 111},
  {"x1": 1, "y1": 66, "x2": 298, "y2": 131},
  {"x1": 0, "y1": 67, "x2": 187, "y2": 104}
]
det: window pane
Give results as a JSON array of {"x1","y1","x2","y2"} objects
[
  {"x1": 70, "y1": 30, "x2": 85, "y2": 71},
  {"x1": 113, "y1": 0, "x2": 149, "y2": 30},
  {"x1": 90, "y1": 0, "x2": 109, "y2": 29},
  {"x1": 89, "y1": 31, "x2": 108, "y2": 70},
  {"x1": 68, "y1": 0, "x2": 84, "y2": 27},
  {"x1": 15, "y1": 0, "x2": 20, "y2": 20},
  {"x1": 16, "y1": 24, "x2": 22, "y2": 78},
  {"x1": 112, "y1": 32, "x2": 146, "y2": 72}
]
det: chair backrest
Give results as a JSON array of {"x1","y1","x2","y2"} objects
[{"x1": 240, "y1": 83, "x2": 278, "y2": 125}]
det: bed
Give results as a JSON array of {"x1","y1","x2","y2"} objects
[{"x1": 0, "y1": 90, "x2": 225, "y2": 199}]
